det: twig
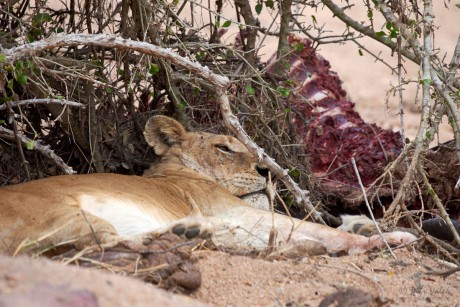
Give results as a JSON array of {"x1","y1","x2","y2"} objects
[
  {"x1": 317, "y1": 263, "x2": 386, "y2": 302},
  {"x1": 0, "y1": 126, "x2": 75, "y2": 175},
  {"x1": 272, "y1": 0, "x2": 293, "y2": 77},
  {"x1": 384, "y1": 0, "x2": 434, "y2": 218},
  {"x1": 0, "y1": 98, "x2": 84, "y2": 111},
  {"x1": 351, "y1": 157, "x2": 396, "y2": 258},
  {"x1": 396, "y1": 36, "x2": 407, "y2": 147},
  {"x1": 320, "y1": 0, "x2": 418, "y2": 63},
  {"x1": 423, "y1": 266, "x2": 460, "y2": 279},
  {"x1": 5, "y1": 101, "x2": 31, "y2": 181},
  {"x1": 417, "y1": 163, "x2": 460, "y2": 246}
]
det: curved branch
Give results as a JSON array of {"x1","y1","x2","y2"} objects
[
  {"x1": 218, "y1": 91, "x2": 324, "y2": 224},
  {"x1": 3, "y1": 33, "x2": 229, "y2": 88},
  {"x1": 320, "y1": 0, "x2": 419, "y2": 63}
]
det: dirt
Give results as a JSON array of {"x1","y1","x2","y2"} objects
[
  {"x1": 190, "y1": 248, "x2": 460, "y2": 306},
  {"x1": 2, "y1": 246, "x2": 459, "y2": 306},
  {"x1": 0, "y1": 254, "x2": 205, "y2": 307}
]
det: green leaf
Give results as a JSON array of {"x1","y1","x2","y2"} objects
[
  {"x1": 32, "y1": 13, "x2": 52, "y2": 27},
  {"x1": 277, "y1": 86, "x2": 290, "y2": 98},
  {"x1": 178, "y1": 100, "x2": 187, "y2": 110},
  {"x1": 246, "y1": 85, "x2": 255, "y2": 95},
  {"x1": 289, "y1": 168, "x2": 300, "y2": 178},
  {"x1": 296, "y1": 43, "x2": 305, "y2": 52},
  {"x1": 265, "y1": 0, "x2": 274, "y2": 8},
  {"x1": 367, "y1": 10, "x2": 373, "y2": 19},
  {"x1": 149, "y1": 64, "x2": 160, "y2": 75},
  {"x1": 54, "y1": 95, "x2": 64, "y2": 99},
  {"x1": 425, "y1": 131, "x2": 432, "y2": 141},
  {"x1": 390, "y1": 30, "x2": 398, "y2": 38},
  {"x1": 222, "y1": 20, "x2": 232, "y2": 28},
  {"x1": 386, "y1": 21, "x2": 393, "y2": 30},
  {"x1": 57, "y1": 27, "x2": 65, "y2": 33},
  {"x1": 375, "y1": 31, "x2": 386, "y2": 38},
  {"x1": 358, "y1": 48, "x2": 364, "y2": 56},
  {"x1": 420, "y1": 78, "x2": 432, "y2": 85},
  {"x1": 311, "y1": 15, "x2": 317, "y2": 24},
  {"x1": 255, "y1": 3, "x2": 263, "y2": 14},
  {"x1": 196, "y1": 50, "x2": 205, "y2": 59},
  {"x1": 26, "y1": 140, "x2": 34, "y2": 150},
  {"x1": 456, "y1": 4, "x2": 460, "y2": 8},
  {"x1": 284, "y1": 107, "x2": 291, "y2": 113},
  {"x1": 15, "y1": 61, "x2": 24, "y2": 70},
  {"x1": 0, "y1": 54, "x2": 5, "y2": 63},
  {"x1": 16, "y1": 73, "x2": 27, "y2": 85},
  {"x1": 7, "y1": 79, "x2": 13, "y2": 90},
  {"x1": 105, "y1": 87, "x2": 113, "y2": 94},
  {"x1": 215, "y1": 21, "x2": 220, "y2": 28}
]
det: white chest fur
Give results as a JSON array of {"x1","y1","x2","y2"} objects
[{"x1": 78, "y1": 195, "x2": 163, "y2": 236}]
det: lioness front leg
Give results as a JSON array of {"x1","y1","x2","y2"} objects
[{"x1": 209, "y1": 206, "x2": 417, "y2": 256}]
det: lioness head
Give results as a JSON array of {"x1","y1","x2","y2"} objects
[{"x1": 143, "y1": 116, "x2": 268, "y2": 198}]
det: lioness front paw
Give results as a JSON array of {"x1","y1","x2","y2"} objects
[
  {"x1": 163, "y1": 217, "x2": 214, "y2": 240},
  {"x1": 370, "y1": 231, "x2": 417, "y2": 249}
]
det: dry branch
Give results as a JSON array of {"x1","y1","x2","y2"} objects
[
  {"x1": 0, "y1": 126, "x2": 75, "y2": 175},
  {"x1": 3, "y1": 33, "x2": 229, "y2": 88},
  {"x1": 218, "y1": 91, "x2": 324, "y2": 224},
  {"x1": 0, "y1": 98, "x2": 84, "y2": 111}
]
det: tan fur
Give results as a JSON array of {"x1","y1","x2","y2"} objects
[{"x1": 0, "y1": 116, "x2": 416, "y2": 256}]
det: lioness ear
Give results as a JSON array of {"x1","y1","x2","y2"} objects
[{"x1": 144, "y1": 115, "x2": 187, "y2": 155}]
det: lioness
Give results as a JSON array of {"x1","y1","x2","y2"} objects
[{"x1": 0, "y1": 116, "x2": 416, "y2": 256}]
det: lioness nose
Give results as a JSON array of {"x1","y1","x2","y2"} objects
[{"x1": 256, "y1": 165, "x2": 269, "y2": 178}]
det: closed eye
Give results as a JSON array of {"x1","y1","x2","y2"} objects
[{"x1": 216, "y1": 145, "x2": 234, "y2": 154}]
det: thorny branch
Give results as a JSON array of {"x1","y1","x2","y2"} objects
[
  {"x1": 0, "y1": 98, "x2": 85, "y2": 111},
  {"x1": 0, "y1": 126, "x2": 75, "y2": 175}
]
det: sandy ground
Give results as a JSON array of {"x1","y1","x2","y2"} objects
[
  {"x1": 3, "y1": 246, "x2": 459, "y2": 307},
  {"x1": 192, "y1": 248, "x2": 460, "y2": 306}
]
